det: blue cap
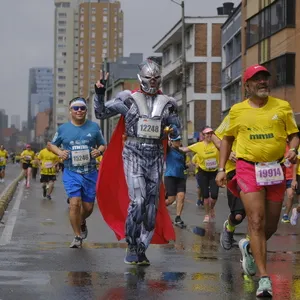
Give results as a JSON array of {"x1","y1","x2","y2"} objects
[{"x1": 169, "y1": 134, "x2": 181, "y2": 141}]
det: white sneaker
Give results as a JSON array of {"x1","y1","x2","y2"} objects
[{"x1": 290, "y1": 208, "x2": 300, "y2": 226}]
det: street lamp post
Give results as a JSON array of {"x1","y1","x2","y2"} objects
[{"x1": 171, "y1": 0, "x2": 188, "y2": 146}]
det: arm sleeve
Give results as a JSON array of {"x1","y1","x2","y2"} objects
[
  {"x1": 51, "y1": 128, "x2": 63, "y2": 147},
  {"x1": 224, "y1": 108, "x2": 238, "y2": 138},
  {"x1": 166, "y1": 98, "x2": 182, "y2": 130},
  {"x1": 96, "y1": 125, "x2": 106, "y2": 146},
  {"x1": 94, "y1": 90, "x2": 131, "y2": 119},
  {"x1": 188, "y1": 142, "x2": 200, "y2": 153},
  {"x1": 284, "y1": 103, "x2": 299, "y2": 135}
]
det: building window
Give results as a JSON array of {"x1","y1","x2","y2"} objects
[
  {"x1": 91, "y1": 40, "x2": 96, "y2": 47},
  {"x1": 163, "y1": 81, "x2": 170, "y2": 95},
  {"x1": 80, "y1": 16, "x2": 84, "y2": 22},
  {"x1": 103, "y1": 16, "x2": 108, "y2": 23},
  {"x1": 58, "y1": 28, "x2": 66, "y2": 34},
  {"x1": 92, "y1": 31, "x2": 95, "y2": 38},
  {"x1": 186, "y1": 30, "x2": 191, "y2": 46},
  {"x1": 163, "y1": 48, "x2": 171, "y2": 66},
  {"x1": 91, "y1": 56, "x2": 95, "y2": 63},
  {"x1": 58, "y1": 13, "x2": 67, "y2": 18},
  {"x1": 91, "y1": 24, "x2": 96, "y2": 30},
  {"x1": 234, "y1": 32, "x2": 241, "y2": 55},
  {"x1": 103, "y1": 40, "x2": 107, "y2": 47},
  {"x1": 224, "y1": 80, "x2": 241, "y2": 109},
  {"x1": 80, "y1": 31, "x2": 84, "y2": 38},
  {"x1": 80, "y1": 24, "x2": 84, "y2": 30},
  {"x1": 175, "y1": 43, "x2": 182, "y2": 58},
  {"x1": 80, "y1": 40, "x2": 84, "y2": 46},
  {"x1": 58, "y1": 68, "x2": 64, "y2": 73},
  {"x1": 262, "y1": 53, "x2": 295, "y2": 88},
  {"x1": 103, "y1": 32, "x2": 107, "y2": 39},
  {"x1": 246, "y1": 0, "x2": 295, "y2": 49},
  {"x1": 58, "y1": 99, "x2": 64, "y2": 104},
  {"x1": 57, "y1": 84, "x2": 65, "y2": 88},
  {"x1": 91, "y1": 48, "x2": 96, "y2": 54},
  {"x1": 92, "y1": 16, "x2": 96, "y2": 22},
  {"x1": 92, "y1": 8, "x2": 96, "y2": 14},
  {"x1": 58, "y1": 91, "x2": 65, "y2": 96},
  {"x1": 80, "y1": 7, "x2": 84, "y2": 14},
  {"x1": 80, "y1": 56, "x2": 84, "y2": 63},
  {"x1": 80, "y1": 48, "x2": 84, "y2": 54},
  {"x1": 103, "y1": 8, "x2": 108, "y2": 15},
  {"x1": 58, "y1": 76, "x2": 66, "y2": 80}
]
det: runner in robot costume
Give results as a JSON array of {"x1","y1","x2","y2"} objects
[{"x1": 94, "y1": 59, "x2": 181, "y2": 264}]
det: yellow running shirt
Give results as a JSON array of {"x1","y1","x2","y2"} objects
[
  {"x1": 224, "y1": 96, "x2": 299, "y2": 162},
  {"x1": 0, "y1": 150, "x2": 7, "y2": 166},
  {"x1": 188, "y1": 141, "x2": 219, "y2": 172},
  {"x1": 21, "y1": 150, "x2": 35, "y2": 164},
  {"x1": 38, "y1": 148, "x2": 59, "y2": 175},
  {"x1": 215, "y1": 115, "x2": 236, "y2": 174}
]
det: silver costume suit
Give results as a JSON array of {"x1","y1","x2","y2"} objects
[{"x1": 94, "y1": 60, "x2": 181, "y2": 253}]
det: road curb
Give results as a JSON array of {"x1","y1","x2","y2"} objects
[{"x1": 0, "y1": 173, "x2": 24, "y2": 221}]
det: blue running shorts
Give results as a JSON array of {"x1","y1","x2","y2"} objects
[{"x1": 63, "y1": 168, "x2": 98, "y2": 203}]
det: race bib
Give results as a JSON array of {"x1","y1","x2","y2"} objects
[
  {"x1": 0, "y1": 157, "x2": 4, "y2": 162},
  {"x1": 137, "y1": 118, "x2": 161, "y2": 139},
  {"x1": 72, "y1": 149, "x2": 90, "y2": 166},
  {"x1": 44, "y1": 161, "x2": 53, "y2": 168},
  {"x1": 25, "y1": 156, "x2": 31, "y2": 160},
  {"x1": 205, "y1": 158, "x2": 217, "y2": 170},
  {"x1": 255, "y1": 162, "x2": 284, "y2": 186}
]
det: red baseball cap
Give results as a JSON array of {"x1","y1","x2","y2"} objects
[{"x1": 243, "y1": 64, "x2": 270, "y2": 83}]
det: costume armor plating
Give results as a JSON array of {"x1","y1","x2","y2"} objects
[{"x1": 94, "y1": 59, "x2": 181, "y2": 253}]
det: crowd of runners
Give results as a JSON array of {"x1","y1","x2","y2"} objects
[{"x1": 2, "y1": 59, "x2": 300, "y2": 298}]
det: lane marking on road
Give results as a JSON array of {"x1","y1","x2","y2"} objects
[{"x1": 0, "y1": 184, "x2": 25, "y2": 246}]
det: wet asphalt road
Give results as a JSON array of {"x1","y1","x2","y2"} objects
[{"x1": 0, "y1": 165, "x2": 300, "y2": 299}]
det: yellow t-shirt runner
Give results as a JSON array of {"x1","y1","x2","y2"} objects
[
  {"x1": 215, "y1": 115, "x2": 236, "y2": 174},
  {"x1": 225, "y1": 96, "x2": 299, "y2": 162},
  {"x1": 0, "y1": 150, "x2": 7, "y2": 167},
  {"x1": 188, "y1": 141, "x2": 219, "y2": 172},
  {"x1": 38, "y1": 148, "x2": 59, "y2": 175},
  {"x1": 31, "y1": 153, "x2": 39, "y2": 168},
  {"x1": 21, "y1": 149, "x2": 35, "y2": 164}
]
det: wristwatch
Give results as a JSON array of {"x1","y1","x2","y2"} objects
[
  {"x1": 290, "y1": 148, "x2": 298, "y2": 155},
  {"x1": 218, "y1": 168, "x2": 225, "y2": 173}
]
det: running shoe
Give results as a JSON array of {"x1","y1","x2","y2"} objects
[
  {"x1": 238, "y1": 238, "x2": 256, "y2": 276},
  {"x1": 281, "y1": 214, "x2": 290, "y2": 223},
  {"x1": 69, "y1": 236, "x2": 83, "y2": 248},
  {"x1": 46, "y1": 195, "x2": 52, "y2": 200},
  {"x1": 81, "y1": 220, "x2": 88, "y2": 239},
  {"x1": 256, "y1": 277, "x2": 272, "y2": 298},
  {"x1": 124, "y1": 246, "x2": 138, "y2": 265},
  {"x1": 175, "y1": 215, "x2": 184, "y2": 225},
  {"x1": 137, "y1": 244, "x2": 150, "y2": 266},
  {"x1": 220, "y1": 220, "x2": 234, "y2": 250},
  {"x1": 203, "y1": 215, "x2": 210, "y2": 223},
  {"x1": 291, "y1": 208, "x2": 300, "y2": 226}
]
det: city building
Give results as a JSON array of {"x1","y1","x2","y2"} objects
[
  {"x1": 27, "y1": 67, "x2": 53, "y2": 141},
  {"x1": 10, "y1": 115, "x2": 21, "y2": 130},
  {"x1": 54, "y1": 0, "x2": 82, "y2": 128},
  {"x1": 35, "y1": 110, "x2": 51, "y2": 148},
  {"x1": 152, "y1": 14, "x2": 229, "y2": 138},
  {"x1": 241, "y1": 0, "x2": 299, "y2": 120},
  {"x1": 221, "y1": 2, "x2": 242, "y2": 114},
  {"x1": 0, "y1": 109, "x2": 8, "y2": 131},
  {"x1": 53, "y1": 0, "x2": 124, "y2": 129}
]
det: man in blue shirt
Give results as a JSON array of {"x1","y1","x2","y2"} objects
[
  {"x1": 49, "y1": 97, "x2": 106, "y2": 248},
  {"x1": 164, "y1": 131, "x2": 188, "y2": 226}
]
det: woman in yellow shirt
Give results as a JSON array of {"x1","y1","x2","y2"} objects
[
  {"x1": 20, "y1": 144, "x2": 35, "y2": 188},
  {"x1": 181, "y1": 127, "x2": 219, "y2": 223}
]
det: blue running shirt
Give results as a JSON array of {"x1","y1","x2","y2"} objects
[
  {"x1": 165, "y1": 147, "x2": 186, "y2": 179},
  {"x1": 51, "y1": 120, "x2": 106, "y2": 174}
]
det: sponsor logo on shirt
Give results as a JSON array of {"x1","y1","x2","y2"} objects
[{"x1": 249, "y1": 133, "x2": 274, "y2": 140}]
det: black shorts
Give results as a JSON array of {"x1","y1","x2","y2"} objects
[
  {"x1": 40, "y1": 175, "x2": 56, "y2": 183},
  {"x1": 22, "y1": 163, "x2": 32, "y2": 169},
  {"x1": 164, "y1": 176, "x2": 186, "y2": 197},
  {"x1": 197, "y1": 169, "x2": 219, "y2": 199},
  {"x1": 296, "y1": 175, "x2": 300, "y2": 195},
  {"x1": 226, "y1": 170, "x2": 245, "y2": 213}
]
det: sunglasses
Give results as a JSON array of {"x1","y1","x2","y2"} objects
[{"x1": 71, "y1": 106, "x2": 87, "y2": 111}]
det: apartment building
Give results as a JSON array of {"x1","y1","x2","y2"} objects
[
  {"x1": 54, "y1": 0, "x2": 81, "y2": 128},
  {"x1": 221, "y1": 3, "x2": 242, "y2": 114},
  {"x1": 53, "y1": 0, "x2": 123, "y2": 128},
  {"x1": 242, "y1": 0, "x2": 300, "y2": 120},
  {"x1": 152, "y1": 15, "x2": 227, "y2": 138}
]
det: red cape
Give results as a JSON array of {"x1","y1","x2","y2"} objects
[{"x1": 96, "y1": 116, "x2": 175, "y2": 244}]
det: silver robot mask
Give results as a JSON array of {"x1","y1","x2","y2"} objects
[{"x1": 137, "y1": 60, "x2": 162, "y2": 95}]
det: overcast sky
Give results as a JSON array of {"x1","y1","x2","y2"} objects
[{"x1": 0, "y1": 0, "x2": 240, "y2": 124}]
